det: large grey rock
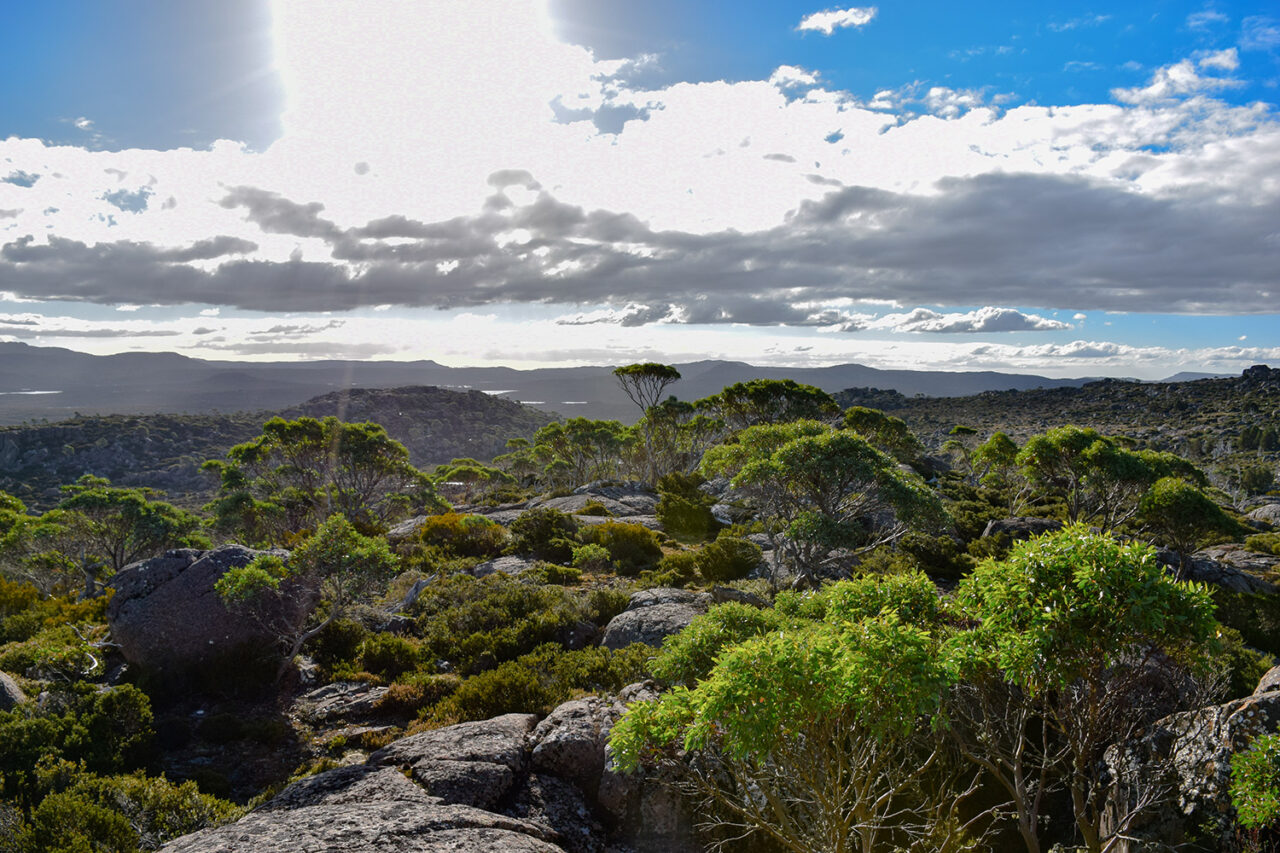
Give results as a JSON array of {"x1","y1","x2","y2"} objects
[
  {"x1": 1180, "y1": 545, "x2": 1278, "y2": 594},
  {"x1": 532, "y1": 697, "x2": 621, "y2": 794},
  {"x1": 1255, "y1": 664, "x2": 1280, "y2": 696},
  {"x1": 504, "y1": 773, "x2": 604, "y2": 853},
  {"x1": 981, "y1": 517, "x2": 1064, "y2": 541},
  {"x1": 472, "y1": 555, "x2": 539, "y2": 578},
  {"x1": 1103, "y1": 691, "x2": 1280, "y2": 850},
  {"x1": 600, "y1": 590, "x2": 709, "y2": 651},
  {"x1": 255, "y1": 765, "x2": 435, "y2": 812},
  {"x1": 106, "y1": 546, "x2": 305, "y2": 677},
  {"x1": 531, "y1": 494, "x2": 639, "y2": 518},
  {"x1": 0, "y1": 672, "x2": 26, "y2": 711},
  {"x1": 1247, "y1": 503, "x2": 1280, "y2": 527},
  {"x1": 158, "y1": 801, "x2": 565, "y2": 852},
  {"x1": 370, "y1": 713, "x2": 538, "y2": 809}
]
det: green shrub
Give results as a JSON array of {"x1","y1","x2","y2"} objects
[
  {"x1": 576, "y1": 500, "x2": 612, "y2": 517},
  {"x1": 571, "y1": 543, "x2": 612, "y2": 572},
  {"x1": 413, "y1": 512, "x2": 507, "y2": 558},
  {"x1": 359, "y1": 633, "x2": 422, "y2": 681},
  {"x1": 508, "y1": 508, "x2": 579, "y2": 562},
  {"x1": 652, "y1": 602, "x2": 789, "y2": 687},
  {"x1": 653, "y1": 551, "x2": 698, "y2": 588},
  {"x1": 374, "y1": 673, "x2": 461, "y2": 717},
  {"x1": 527, "y1": 563, "x2": 583, "y2": 585},
  {"x1": 0, "y1": 624, "x2": 99, "y2": 681},
  {"x1": 1213, "y1": 588, "x2": 1280, "y2": 657},
  {"x1": 1232, "y1": 733, "x2": 1280, "y2": 829},
  {"x1": 579, "y1": 522, "x2": 663, "y2": 575},
  {"x1": 899, "y1": 532, "x2": 975, "y2": 580},
  {"x1": 1214, "y1": 625, "x2": 1276, "y2": 700},
  {"x1": 21, "y1": 788, "x2": 138, "y2": 852},
  {"x1": 584, "y1": 587, "x2": 631, "y2": 626},
  {"x1": 693, "y1": 536, "x2": 762, "y2": 582},
  {"x1": 655, "y1": 475, "x2": 720, "y2": 542},
  {"x1": 305, "y1": 618, "x2": 370, "y2": 675},
  {"x1": 1246, "y1": 533, "x2": 1280, "y2": 558}
]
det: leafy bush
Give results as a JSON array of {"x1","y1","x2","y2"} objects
[
  {"x1": 576, "y1": 499, "x2": 612, "y2": 517},
  {"x1": 0, "y1": 624, "x2": 99, "y2": 681},
  {"x1": 651, "y1": 550, "x2": 698, "y2": 588},
  {"x1": 579, "y1": 522, "x2": 663, "y2": 576},
  {"x1": 693, "y1": 536, "x2": 762, "y2": 582},
  {"x1": 526, "y1": 563, "x2": 583, "y2": 586},
  {"x1": 413, "y1": 512, "x2": 507, "y2": 558},
  {"x1": 374, "y1": 673, "x2": 461, "y2": 717},
  {"x1": 508, "y1": 507, "x2": 579, "y2": 562},
  {"x1": 431, "y1": 642, "x2": 654, "y2": 723},
  {"x1": 359, "y1": 633, "x2": 422, "y2": 681},
  {"x1": 1232, "y1": 733, "x2": 1280, "y2": 830},
  {"x1": 1213, "y1": 587, "x2": 1280, "y2": 657},
  {"x1": 652, "y1": 602, "x2": 789, "y2": 687},
  {"x1": 1214, "y1": 625, "x2": 1276, "y2": 700},
  {"x1": 655, "y1": 473, "x2": 720, "y2": 541},
  {"x1": 1246, "y1": 533, "x2": 1280, "y2": 558},
  {"x1": 571, "y1": 543, "x2": 612, "y2": 572},
  {"x1": 305, "y1": 618, "x2": 370, "y2": 676},
  {"x1": 898, "y1": 532, "x2": 975, "y2": 580}
]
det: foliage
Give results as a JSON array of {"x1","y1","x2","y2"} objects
[
  {"x1": 431, "y1": 460, "x2": 516, "y2": 503},
  {"x1": 1138, "y1": 477, "x2": 1244, "y2": 574},
  {"x1": 204, "y1": 416, "x2": 441, "y2": 544},
  {"x1": 842, "y1": 406, "x2": 925, "y2": 463},
  {"x1": 613, "y1": 363, "x2": 682, "y2": 413},
  {"x1": 655, "y1": 472, "x2": 720, "y2": 541},
  {"x1": 519, "y1": 419, "x2": 629, "y2": 488},
  {"x1": 570, "y1": 543, "x2": 612, "y2": 572},
  {"x1": 692, "y1": 536, "x2": 762, "y2": 582},
  {"x1": 1232, "y1": 734, "x2": 1280, "y2": 830},
  {"x1": 216, "y1": 514, "x2": 399, "y2": 678},
  {"x1": 697, "y1": 379, "x2": 838, "y2": 430},
  {"x1": 650, "y1": 602, "x2": 791, "y2": 687},
  {"x1": 411, "y1": 512, "x2": 506, "y2": 559},
  {"x1": 358, "y1": 633, "x2": 422, "y2": 681},
  {"x1": 578, "y1": 521, "x2": 664, "y2": 576},
  {"x1": 652, "y1": 550, "x2": 699, "y2": 588},
  {"x1": 507, "y1": 506, "x2": 579, "y2": 563},
  {"x1": 1245, "y1": 533, "x2": 1280, "y2": 558},
  {"x1": 430, "y1": 642, "x2": 654, "y2": 724},
  {"x1": 704, "y1": 421, "x2": 948, "y2": 585}
]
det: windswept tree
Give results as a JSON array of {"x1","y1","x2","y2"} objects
[
  {"x1": 55, "y1": 476, "x2": 207, "y2": 598},
  {"x1": 698, "y1": 379, "x2": 838, "y2": 431},
  {"x1": 1137, "y1": 477, "x2": 1242, "y2": 578},
  {"x1": 614, "y1": 363, "x2": 682, "y2": 484},
  {"x1": 215, "y1": 513, "x2": 399, "y2": 680},
  {"x1": 203, "y1": 416, "x2": 440, "y2": 545},
  {"x1": 702, "y1": 421, "x2": 947, "y2": 586},
  {"x1": 526, "y1": 418, "x2": 629, "y2": 486},
  {"x1": 842, "y1": 406, "x2": 925, "y2": 464}
]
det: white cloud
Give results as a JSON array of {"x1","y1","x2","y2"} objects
[
  {"x1": 797, "y1": 6, "x2": 878, "y2": 35},
  {"x1": 874, "y1": 307, "x2": 1073, "y2": 334},
  {"x1": 769, "y1": 65, "x2": 820, "y2": 88},
  {"x1": 1187, "y1": 9, "x2": 1229, "y2": 30},
  {"x1": 1198, "y1": 48, "x2": 1239, "y2": 72},
  {"x1": 1242, "y1": 16, "x2": 1280, "y2": 50},
  {"x1": 1112, "y1": 54, "x2": 1244, "y2": 104}
]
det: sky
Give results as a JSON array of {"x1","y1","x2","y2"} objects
[{"x1": 1, "y1": 1, "x2": 1279, "y2": 379}]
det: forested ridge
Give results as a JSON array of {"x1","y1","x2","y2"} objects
[{"x1": 0, "y1": 365, "x2": 1277, "y2": 851}]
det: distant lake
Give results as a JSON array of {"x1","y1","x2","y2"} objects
[{"x1": 0, "y1": 390, "x2": 59, "y2": 395}]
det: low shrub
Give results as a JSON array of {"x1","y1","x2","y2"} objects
[
  {"x1": 899, "y1": 532, "x2": 974, "y2": 580},
  {"x1": 527, "y1": 563, "x2": 583, "y2": 585},
  {"x1": 1231, "y1": 733, "x2": 1280, "y2": 834},
  {"x1": 359, "y1": 633, "x2": 422, "y2": 681},
  {"x1": 375, "y1": 673, "x2": 461, "y2": 717},
  {"x1": 652, "y1": 602, "x2": 789, "y2": 687},
  {"x1": 571, "y1": 544, "x2": 612, "y2": 572},
  {"x1": 305, "y1": 618, "x2": 370, "y2": 676},
  {"x1": 693, "y1": 536, "x2": 762, "y2": 582},
  {"x1": 508, "y1": 508, "x2": 579, "y2": 562},
  {"x1": 1213, "y1": 587, "x2": 1280, "y2": 657},
  {"x1": 413, "y1": 512, "x2": 507, "y2": 559},
  {"x1": 1246, "y1": 533, "x2": 1280, "y2": 558},
  {"x1": 576, "y1": 500, "x2": 612, "y2": 517},
  {"x1": 579, "y1": 522, "x2": 663, "y2": 575},
  {"x1": 652, "y1": 551, "x2": 698, "y2": 588}
]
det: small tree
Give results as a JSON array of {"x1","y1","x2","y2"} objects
[
  {"x1": 1138, "y1": 477, "x2": 1243, "y2": 578},
  {"x1": 204, "y1": 416, "x2": 440, "y2": 545},
  {"x1": 56, "y1": 476, "x2": 206, "y2": 598},
  {"x1": 613, "y1": 363, "x2": 682, "y2": 484},
  {"x1": 842, "y1": 406, "x2": 924, "y2": 464},
  {"x1": 698, "y1": 379, "x2": 838, "y2": 431},
  {"x1": 215, "y1": 513, "x2": 399, "y2": 679},
  {"x1": 702, "y1": 421, "x2": 947, "y2": 586},
  {"x1": 948, "y1": 526, "x2": 1217, "y2": 852}
]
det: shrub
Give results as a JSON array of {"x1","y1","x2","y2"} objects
[
  {"x1": 1246, "y1": 533, "x2": 1280, "y2": 558},
  {"x1": 571, "y1": 543, "x2": 612, "y2": 572},
  {"x1": 1214, "y1": 625, "x2": 1276, "y2": 700},
  {"x1": 583, "y1": 587, "x2": 631, "y2": 626},
  {"x1": 652, "y1": 602, "x2": 789, "y2": 687},
  {"x1": 898, "y1": 532, "x2": 974, "y2": 580},
  {"x1": 305, "y1": 618, "x2": 370, "y2": 676},
  {"x1": 577, "y1": 499, "x2": 612, "y2": 517},
  {"x1": 653, "y1": 550, "x2": 698, "y2": 587},
  {"x1": 0, "y1": 624, "x2": 99, "y2": 681},
  {"x1": 527, "y1": 563, "x2": 583, "y2": 585},
  {"x1": 1232, "y1": 733, "x2": 1280, "y2": 830},
  {"x1": 579, "y1": 522, "x2": 663, "y2": 575},
  {"x1": 693, "y1": 536, "x2": 762, "y2": 582},
  {"x1": 414, "y1": 512, "x2": 507, "y2": 558},
  {"x1": 374, "y1": 673, "x2": 461, "y2": 717},
  {"x1": 359, "y1": 633, "x2": 422, "y2": 681},
  {"x1": 508, "y1": 508, "x2": 579, "y2": 562},
  {"x1": 1213, "y1": 587, "x2": 1280, "y2": 657},
  {"x1": 656, "y1": 473, "x2": 720, "y2": 541}
]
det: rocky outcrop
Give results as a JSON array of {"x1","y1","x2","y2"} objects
[
  {"x1": 1248, "y1": 503, "x2": 1280, "y2": 528},
  {"x1": 1176, "y1": 545, "x2": 1279, "y2": 594},
  {"x1": 293, "y1": 681, "x2": 390, "y2": 725},
  {"x1": 106, "y1": 546, "x2": 305, "y2": 678},
  {"x1": 162, "y1": 687, "x2": 693, "y2": 853},
  {"x1": 600, "y1": 589, "x2": 711, "y2": 650},
  {"x1": 1103, "y1": 689, "x2": 1280, "y2": 850},
  {"x1": 0, "y1": 671, "x2": 26, "y2": 711}
]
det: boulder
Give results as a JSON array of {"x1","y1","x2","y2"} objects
[
  {"x1": 600, "y1": 589, "x2": 710, "y2": 650},
  {"x1": 1103, "y1": 691, "x2": 1280, "y2": 850},
  {"x1": 980, "y1": 517, "x2": 1064, "y2": 541},
  {"x1": 1248, "y1": 503, "x2": 1280, "y2": 528},
  {"x1": 1177, "y1": 545, "x2": 1278, "y2": 595},
  {"x1": 530, "y1": 494, "x2": 639, "y2": 518},
  {"x1": 158, "y1": 801, "x2": 565, "y2": 852},
  {"x1": 623, "y1": 588, "x2": 710, "y2": 611},
  {"x1": 472, "y1": 555, "x2": 539, "y2": 578},
  {"x1": 0, "y1": 672, "x2": 26, "y2": 711},
  {"x1": 255, "y1": 764, "x2": 435, "y2": 812},
  {"x1": 292, "y1": 681, "x2": 390, "y2": 725},
  {"x1": 106, "y1": 546, "x2": 304, "y2": 677},
  {"x1": 531, "y1": 697, "x2": 620, "y2": 794},
  {"x1": 369, "y1": 713, "x2": 537, "y2": 810},
  {"x1": 1255, "y1": 665, "x2": 1280, "y2": 696},
  {"x1": 710, "y1": 586, "x2": 768, "y2": 609},
  {"x1": 504, "y1": 773, "x2": 604, "y2": 853}
]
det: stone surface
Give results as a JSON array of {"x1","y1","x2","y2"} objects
[
  {"x1": 293, "y1": 681, "x2": 390, "y2": 725},
  {"x1": 505, "y1": 773, "x2": 604, "y2": 853},
  {"x1": 532, "y1": 697, "x2": 620, "y2": 794},
  {"x1": 158, "y1": 801, "x2": 565, "y2": 852},
  {"x1": 0, "y1": 671, "x2": 26, "y2": 711},
  {"x1": 1176, "y1": 545, "x2": 1278, "y2": 594},
  {"x1": 106, "y1": 546, "x2": 304, "y2": 677},
  {"x1": 1247, "y1": 503, "x2": 1280, "y2": 528},
  {"x1": 980, "y1": 517, "x2": 1064, "y2": 541},
  {"x1": 472, "y1": 555, "x2": 539, "y2": 579},
  {"x1": 710, "y1": 586, "x2": 768, "y2": 608},
  {"x1": 370, "y1": 713, "x2": 538, "y2": 809},
  {"x1": 1103, "y1": 691, "x2": 1280, "y2": 850},
  {"x1": 255, "y1": 765, "x2": 435, "y2": 812},
  {"x1": 601, "y1": 604, "x2": 702, "y2": 650},
  {"x1": 1255, "y1": 664, "x2": 1280, "y2": 696},
  {"x1": 623, "y1": 588, "x2": 710, "y2": 612}
]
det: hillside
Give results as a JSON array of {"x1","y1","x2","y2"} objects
[{"x1": 0, "y1": 386, "x2": 555, "y2": 509}]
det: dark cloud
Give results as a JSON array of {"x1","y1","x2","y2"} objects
[
  {"x1": 2, "y1": 173, "x2": 1278, "y2": 320},
  {"x1": 190, "y1": 340, "x2": 399, "y2": 358},
  {"x1": 764, "y1": 153, "x2": 797, "y2": 163},
  {"x1": 0, "y1": 209, "x2": 20, "y2": 219},
  {"x1": 0, "y1": 317, "x2": 38, "y2": 326},
  {"x1": 1, "y1": 326, "x2": 180, "y2": 339}
]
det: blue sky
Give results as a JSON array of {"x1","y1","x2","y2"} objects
[{"x1": 0, "y1": 0, "x2": 1278, "y2": 378}]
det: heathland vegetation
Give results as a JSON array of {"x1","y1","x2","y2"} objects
[{"x1": 0, "y1": 364, "x2": 1276, "y2": 851}]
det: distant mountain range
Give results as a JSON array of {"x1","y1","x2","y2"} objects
[{"x1": 0, "y1": 342, "x2": 1124, "y2": 425}]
